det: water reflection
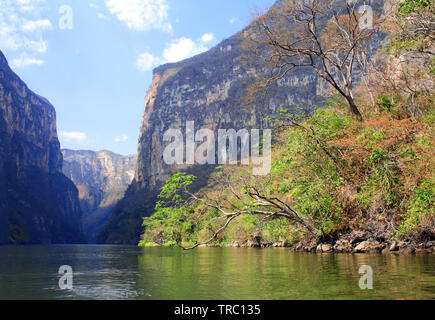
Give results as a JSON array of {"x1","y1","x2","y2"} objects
[
  {"x1": 0, "y1": 246, "x2": 433, "y2": 300},
  {"x1": 135, "y1": 248, "x2": 435, "y2": 300}
]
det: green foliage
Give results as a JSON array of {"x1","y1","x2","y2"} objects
[
  {"x1": 376, "y1": 95, "x2": 395, "y2": 113},
  {"x1": 422, "y1": 106, "x2": 435, "y2": 125},
  {"x1": 398, "y1": 0, "x2": 433, "y2": 17},
  {"x1": 157, "y1": 173, "x2": 196, "y2": 204},
  {"x1": 427, "y1": 56, "x2": 435, "y2": 76},
  {"x1": 369, "y1": 147, "x2": 388, "y2": 166},
  {"x1": 357, "y1": 159, "x2": 400, "y2": 209},
  {"x1": 398, "y1": 177, "x2": 435, "y2": 235},
  {"x1": 162, "y1": 241, "x2": 178, "y2": 247},
  {"x1": 139, "y1": 173, "x2": 198, "y2": 246},
  {"x1": 138, "y1": 240, "x2": 156, "y2": 247},
  {"x1": 261, "y1": 218, "x2": 296, "y2": 243},
  {"x1": 385, "y1": 39, "x2": 425, "y2": 56}
]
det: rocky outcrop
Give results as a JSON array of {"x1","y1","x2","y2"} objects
[
  {"x1": 290, "y1": 230, "x2": 435, "y2": 255},
  {"x1": 62, "y1": 149, "x2": 136, "y2": 242},
  {"x1": 0, "y1": 50, "x2": 85, "y2": 244}
]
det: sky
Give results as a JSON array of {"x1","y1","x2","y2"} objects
[{"x1": 0, "y1": 0, "x2": 275, "y2": 155}]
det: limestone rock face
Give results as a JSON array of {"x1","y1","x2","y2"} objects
[
  {"x1": 0, "y1": 50, "x2": 85, "y2": 244},
  {"x1": 62, "y1": 149, "x2": 136, "y2": 242},
  {"x1": 134, "y1": 37, "x2": 324, "y2": 191}
]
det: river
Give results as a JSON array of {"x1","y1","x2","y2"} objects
[{"x1": 0, "y1": 245, "x2": 433, "y2": 300}]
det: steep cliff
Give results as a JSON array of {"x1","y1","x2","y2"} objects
[
  {"x1": 99, "y1": 0, "x2": 386, "y2": 244},
  {"x1": 134, "y1": 38, "x2": 327, "y2": 190},
  {"x1": 0, "y1": 50, "x2": 85, "y2": 244},
  {"x1": 62, "y1": 149, "x2": 136, "y2": 242}
]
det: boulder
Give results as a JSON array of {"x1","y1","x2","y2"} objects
[
  {"x1": 353, "y1": 240, "x2": 385, "y2": 253},
  {"x1": 333, "y1": 239, "x2": 353, "y2": 253},
  {"x1": 304, "y1": 238, "x2": 320, "y2": 252},
  {"x1": 415, "y1": 248, "x2": 432, "y2": 255},
  {"x1": 245, "y1": 240, "x2": 261, "y2": 248},
  {"x1": 349, "y1": 230, "x2": 368, "y2": 244},
  {"x1": 316, "y1": 243, "x2": 333, "y2": 253},
  {"x1": 382, "y1": 248, "x2": 390, "y2": 254},
  {"x1": 399, "y1": 245, "x2": 415, "y2": 254}
]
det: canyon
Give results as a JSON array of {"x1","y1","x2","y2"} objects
[{"x1": 62, "y1": 149, "x2": 136, "y2": 242}]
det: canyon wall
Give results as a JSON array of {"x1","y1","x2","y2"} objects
[{"x1": 0, "y1": 50, "x2": 85, "y2": 244}]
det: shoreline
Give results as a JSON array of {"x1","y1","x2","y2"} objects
[
  {"x1": 196, "y1": 239, "x2": 435, "y2": 255},
  {"x1": 203, "y1": 235, "x2": 434, "y2": 255},
  {"x1": 146, "y1": 230, "x2": 435, "y2": 254}
]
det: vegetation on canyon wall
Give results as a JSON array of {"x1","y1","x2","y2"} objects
[{"x1": 139, "y1": 1, "x2": 434, "y2": 250}]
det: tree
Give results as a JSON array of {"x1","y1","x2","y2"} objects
[
  {"x1": 142, "y1": 172, "x2": 320, "y2": 250},
  {"x1": 242, "y1": 0, "x2": 382, "y2": 121}
]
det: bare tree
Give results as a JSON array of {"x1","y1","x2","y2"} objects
[
  {"x1": 169, "y1": 173, "x2": 320, "y2": 250},
  {"x1": 242, "y1": 0, "x2": 381, "y2": 121}
]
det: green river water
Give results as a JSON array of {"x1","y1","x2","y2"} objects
[{"x1": 0, "y1": 245, "x2": 433, "y2": 300}]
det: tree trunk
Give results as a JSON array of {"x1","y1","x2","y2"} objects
[{"x1": 346, "y1": 96, "x2": 363, "y2": 121}]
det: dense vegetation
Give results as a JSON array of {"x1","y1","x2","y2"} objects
[{"x1": 139, "y1": 1, "x2": 434, "y2": 249}]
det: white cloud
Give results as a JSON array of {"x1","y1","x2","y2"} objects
[
  {"x1": 0, "y1": 0, "x2": 50, "y2": 69},
  {"x1": 163, "y1": 34, "x2": 216, "y2": 63},
  {"x1": 162, "y1": 38, "x2": 205, "y2": 63},
  {"x1": 59, "y1": 131, "x2": 88, "y2": 144},
  {"x1": 10, "y1": 56, "x2": 44, "y2": 68},
  {"x1": 21, "y1": 19, "x2": 52, "y2": 32},
  {"x1": 97, "y1": 13, "x2": 108, "y2": 20},
  {"x1": 114, "y1": 134, "x2": 129, "y2": 143},
  {"x1": 201, "y1": 33, "x2": 215, "y2": 43},
  {"x1": 15, "y1": 0, "x2": 47, "y2": 14},
  {"x1": 229, "y1": 17, "x2": 238, "y2": 24},
  {"x1": 136, "y1": 33, "x2": 217, "y2": 71},
  {"x1": 25, "y1": 39, "x2": 48, "y2": 54},
  {"x1": 136, "y1": 52, "x2": 163, "y2": 71},
  {"x1": 105, "y1": 0, "x2": 172, "y2": 33}
]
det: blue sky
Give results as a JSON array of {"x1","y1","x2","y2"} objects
[{"x1": 0, "y1": 0, "x2": 275, "y2": 155}]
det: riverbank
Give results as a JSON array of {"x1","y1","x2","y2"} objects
[
  {"x1": 196, "y1": 239, "x2": 435, "y2": 255},
  {"x1": 144, "y1": 229, "x2": 435, "y2": 255},
  {"x1": 212, "y1": 232, "x2": 435, "y2": 254}
]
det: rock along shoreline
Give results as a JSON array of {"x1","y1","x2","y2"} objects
[{"x1": 176, "y1": 230, "x2": 435, "y2": 254}]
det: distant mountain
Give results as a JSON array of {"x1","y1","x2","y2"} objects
[
  {"x1": 0, "y1": 50, "x2": 85, "y2": 244},
  {"x1": 62, "y1": 149, "x2": 136, "y2": 243}
]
